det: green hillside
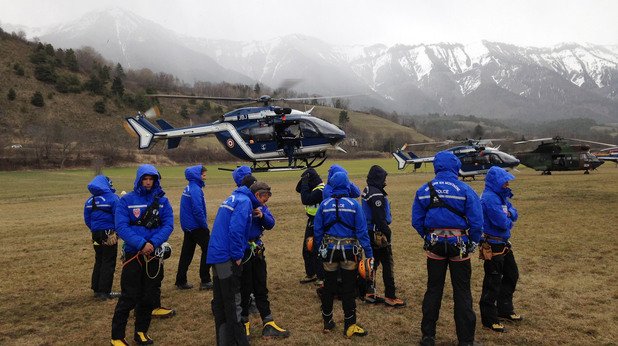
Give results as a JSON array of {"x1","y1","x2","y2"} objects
[{"x1": 0, "y1": 30, "x2": 431, "y2": 169}]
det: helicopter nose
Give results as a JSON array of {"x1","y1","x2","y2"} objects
[{"x1": 326, "y1": 128, "x2": 346, "y2": 144}]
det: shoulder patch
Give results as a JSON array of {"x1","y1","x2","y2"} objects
[{"x1": 374, "y1": 200, "x2": 382, "y2": 207}]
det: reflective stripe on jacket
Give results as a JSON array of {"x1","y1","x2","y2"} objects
[{"x1": 304, "y1": 183, "x2": 325, "y2": 216}]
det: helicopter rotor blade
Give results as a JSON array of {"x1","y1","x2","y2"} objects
[
  {"x1": 146, "y1": 94, "x2": 254, "y2": 102},
  {"x1": 281, "y1": 94, "x2": 365, "y2": 102},
  {"x1": 563, "y1": 138, "x2": 618, "y2": 147},
  {"x1": 513, "y1": 137, "x2": 554, "y2": 144}
]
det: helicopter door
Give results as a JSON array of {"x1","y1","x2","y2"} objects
[
  {"x1": 488, "y1": 154, "x2": 503, "y2": 164},
  {"x1": 275, "y1": 123, "x2": 301, "y2": 148},
  {"x1": 240, "y1": 123, "x2": 276, "y2": 153}
]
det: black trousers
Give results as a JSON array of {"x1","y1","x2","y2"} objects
[
  {"x1": 240, "y1": 251, "x2": 272, "y2": 322},
  {"x1": 321, "y1": 249, "x2": 358, "y2": 329},
  {"x1": 372, "y1": 245, "x2": 396, "y2": 298},
  {"x1": 111, "y1": 254, "x2": 163, "y2": 339},
  {"x1": 91, "y1": 231, "x2": 117, "y2": 294},
  {"x1": 479, "y1": 244, "x2": 519, "y2": 326},
  {"x1": 421, "y1": 244, "x2": 476, "y2": 343},
  {"x1": 212, "y1": 261, "x2": 249, "y2": 346},
  {"x1": 302, "y1": 217, "x2": 324, "y2": 279},
  {"x1": 175, "y1": 228, "x2": 211, "y2": 285}
]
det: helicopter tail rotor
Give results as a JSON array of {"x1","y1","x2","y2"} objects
[{"x1": 143, "y1": 105, "x2": 161, "y2": 119}]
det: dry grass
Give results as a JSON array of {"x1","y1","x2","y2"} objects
[{"x1": 0, "y1": 158, "x2": 617, "y2": 345}]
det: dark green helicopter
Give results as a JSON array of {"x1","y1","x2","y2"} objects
[{"x1": 514, "y1": 136, "x2": 616, "y2": 175}]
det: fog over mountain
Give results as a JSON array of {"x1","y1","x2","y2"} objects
[{"x1": 7, "y1": 8, "x2": 618, "y2": 122}]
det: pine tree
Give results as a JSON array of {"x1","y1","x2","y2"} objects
[
  {"x1": 338, "y1": 110, "x2": 349, "y2": 128},
  {"x1": 94, "y1": 100, "x2": 106, "y2": 114},
  {"x1": 65, "y1": 49, "x2": 79, "y2": 72},
  {"x1": 111, "y1": 76, "x2": 124, "y2": 96},
  {"x1": 31, "y1": 91, "x2": 44, "y2": 107},
  {"x1": 34, "y1": 64, "x2": 57, "y2": 83},
  {"x1": 13, "y1": 63, "x2": 25, "y2": 76},
  {"x1": 114, "y1": 63, "x2": 125, "y2": 79},
  {"x1": 7, "y1": 88, "x2": 16, "y2": 101}
]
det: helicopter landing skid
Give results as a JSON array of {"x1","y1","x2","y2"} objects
[{"x1": 217, "y1": 156, "x2": 328, "y2": 173}]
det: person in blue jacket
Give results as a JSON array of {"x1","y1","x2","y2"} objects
[
  {"x1": 322, "y1": 164, "x2": 361, "y2": 199},
  {"x1": 84, "y1": 175, "x2": 120, "y2": 300},
  {"x1": 110, "y1": 165, "x2": 174, "y2": 346},
  {"x1": 479, "y1": 166, "x2": 521, "y2": 332},
  {"x1": 207, "y1": 174, "x2": 261, "y2": 346},
  {"x1": 240, "y1": 182, "x2": 290, "y2": 339},
  {"x1": 314, "y1": 171, "x2": 373, "y2": 338},
  {"x1": 232, "y1": 165, "x2": 252, "y2": 187},
  {"x1": 175, "y1": 165, "x2": 213, "y2": 290},
  {"x1": 412, "y1": 151, "x2": 483, "y2": 346}
]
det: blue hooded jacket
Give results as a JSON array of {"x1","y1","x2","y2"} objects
[
  {"x1": 412, "y1": 151, "x2": 483, "y2": 243},
  {"x1": 207, "y1": 186, "x2": 261, "y2": 264},
  {"x1": 247, "y1": 204, "x2": 275, "y2": 245},
  {"x1": 314, "y1": 171, "x2": 373, "y2": 258},
  {"x1": 84, "y1": 175, "x2": 119, "y2": 232},
  {"x1": 322, "y1": 164, "x2": 361, "y2": 199},
  {"x1": 481, "y1": 166, "x2": 517, "y2": 242},
  {"x1": 180, "y1": 165, "x2": 208, "y2": 232},
  {"x1": 115, "y1": 165, "x2": 174, "y2": 254},
  {"x1": 232, "y1": 166, "x2": 252, "y2": 187}
]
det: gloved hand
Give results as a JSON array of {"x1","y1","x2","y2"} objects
[{"x1": 467, "y1": 241, "x2": 479, "y2": 254}]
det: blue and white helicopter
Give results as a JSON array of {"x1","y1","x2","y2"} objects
[
  {"x1": 124, "y1": 94, "x2": 348, "y2": 172},
  {"x1": 392, "y1": 139, "x2": 520, "y2": 179},
  {"x1": 595, "y1": 147, "x2": 618, "y2": 164}
]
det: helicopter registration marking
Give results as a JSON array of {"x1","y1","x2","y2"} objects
[{"x1": 226, "y1": 139, "x2": 235, "y2": 148}]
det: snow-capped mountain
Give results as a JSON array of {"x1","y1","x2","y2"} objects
[
  {"x1": 4, "y1": 8, "x2": 617, "y2": 121},
  {"x1": 34, "y1": 7, "x2": 251, "y2": 84}
]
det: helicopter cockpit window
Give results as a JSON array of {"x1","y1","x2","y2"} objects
[
  {"x1": 488, "y1": 154, "x2": 503, "y2": 164},
  {"x1": 299, "y1": 121, "x2": 319, "y2": 138},
  {"x1": 241, "y1": 123, "x2": 274, "y2": 142},
  {"x1": 309, "y1": 117, "x2": 343, "y2": 134}
]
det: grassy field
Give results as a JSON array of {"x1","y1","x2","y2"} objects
[{"x1": 0, "y1": 158, "x2": 617, "y2": 345}]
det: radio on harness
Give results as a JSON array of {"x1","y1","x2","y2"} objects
[{"x1": 131, "y1": 196, "x2": 161, "y2": 229}]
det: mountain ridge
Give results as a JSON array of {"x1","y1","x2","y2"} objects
[{"x1": 4, "y1": 7, "x2": 617, "y2": 121}]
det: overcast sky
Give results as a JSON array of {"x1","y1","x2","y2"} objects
[{"x1": 1, "y1": 0, "x2": 617, "y2": 47}]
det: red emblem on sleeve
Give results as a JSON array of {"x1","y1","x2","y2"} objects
[{"x1": 133, "y1": 208, "x2": 141, "y2": 218}]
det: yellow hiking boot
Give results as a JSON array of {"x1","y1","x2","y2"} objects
[
  {"x1": 262, "y1": 321, "x2": 290, "y2": 338},
  {"x1": 384, "y1": 297, "x2": 406, "y2": 308},
  {"x1": 244, "y1": 321, "x2": 250, "y2": 336},
  {"x1": 110, "y1": 338, "x2": 130, "y2": 346},
  {"x1": 151, "y1": 306, "x2": 176, "y2": 318},
  {"x1": 485, "y1": 322, "x2": 507, "y2": 333},
  {"x1": 134, "y1": 332, "x2": 154, "y2": 345},
  {"x1": 345, "y1": 324, "x2": 368, "y2": 337}
]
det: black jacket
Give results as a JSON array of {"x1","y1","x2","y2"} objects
[
  {"x1": 295, "y1": 168, "x2": 324, "y2": 209},
  {"x1": 362, "y1": 165, "x2": 392, "y2": 240}
]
